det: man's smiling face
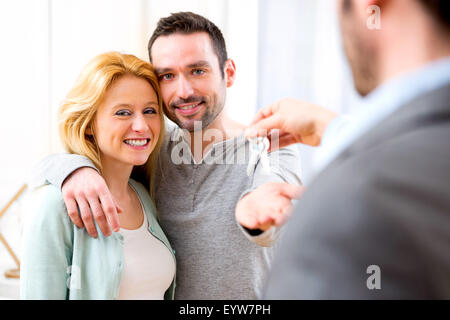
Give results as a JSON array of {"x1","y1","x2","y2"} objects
[{"x1": 151, "y1": 32, "x2": 227, "y2": 132}]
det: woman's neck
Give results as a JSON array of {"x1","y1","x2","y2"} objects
[{"x1": 100, "y1": 158, "x2": 134, "y2": 201}]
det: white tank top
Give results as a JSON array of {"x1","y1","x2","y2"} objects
[{"x1": 117, "y1": 211, "x2": 175, "y2": 300}]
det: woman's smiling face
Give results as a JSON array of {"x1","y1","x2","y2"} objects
[{"x1": 92, "y1": 74, "x2": 161, "y2": 168}]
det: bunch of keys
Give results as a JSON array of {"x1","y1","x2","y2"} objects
[{"x1": 247, "y1": 136, "x2": 272, "y2": 176}]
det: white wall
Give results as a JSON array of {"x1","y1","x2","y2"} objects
[
  {"x1": 257, "y1": 0, "x2": 362, "y2": 184},
  {"x1": 0, "y1": 1, "x2": 51, "y2": 197}
]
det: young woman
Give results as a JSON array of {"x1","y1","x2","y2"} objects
[{"x1": 20, "y1": 52, "x2": 176, "y2": 300}]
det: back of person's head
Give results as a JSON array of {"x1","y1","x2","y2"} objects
[
  {"x1": 339, "y1": 0, "x2": 450, "y2": 96},
  {"x1": 58, "y1": 52, "x2": 165, "y2": 196},
  {"x1": 147, "y1": 11, "x2": 228, "y2": 77}
]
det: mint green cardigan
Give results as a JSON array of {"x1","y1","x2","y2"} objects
[{"x1": 20, "y1": 179, "x2": 176, "y2": 300}]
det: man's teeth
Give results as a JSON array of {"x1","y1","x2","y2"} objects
[
  {"x1": 125, "y1": 139, "x2": 148, "y2": 146},
  {"x1": 178, "y1": 103, "x2": 200, "y2": 110}
]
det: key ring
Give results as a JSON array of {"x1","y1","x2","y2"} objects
[
  {"x1": 248, "y1": 137, "x2": 269, "y2": 153},
  {"x1": 247, "y1": 136, "x2": 271, "y2": 176}
]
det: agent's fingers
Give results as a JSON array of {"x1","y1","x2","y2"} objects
[
  {"x1": 76, "y1": 196, "x2": 98, "y2": 238},
  {"x1": 267, "y1": 132, "x2": 299, "y2": 152},
  {"x1": 250, "y1": 104, "x2": 277, "y2": 126},
  {"x1": 246, "y1": 115, "x2": 283, "y2": 140}
]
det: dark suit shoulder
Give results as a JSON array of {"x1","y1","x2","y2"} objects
[
  {"x1": 267, "y1": 121, "x2": 450, "y2": 298},
  {"x1": 360, "y1": 120, "x2": 450, "y2": 221},
  {"x1": 266, "y1": 88, "x2": 450, "y2": 298}
]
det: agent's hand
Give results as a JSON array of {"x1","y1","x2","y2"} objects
[
  {"x1": 245, "y1": 98, "x2": 337, "y2": 150},
  {"x1": 61, "y1": 167, "x2": 122, "y2": 238},
  {"x1": 235, "y1": 182, "x2": 304, "y2": 231}
]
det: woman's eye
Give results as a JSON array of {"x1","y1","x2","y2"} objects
[
  {"x1": 160, "y1": 74, "x2": 174, "y2": 81},
  {"x1": 115, "y1": 110, "x2": 131, "y2": 116},
  {"x1": 144, "y1": 108, "x2": 157, "y2": 115}
]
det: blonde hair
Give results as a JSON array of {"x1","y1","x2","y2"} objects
[{"x1": 58, "y1": 52, "x2": 165, "y2": 199}]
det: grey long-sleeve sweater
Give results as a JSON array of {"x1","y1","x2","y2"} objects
[{"x1": 38, "y1": 125, "x2": 302, "y2": 299}]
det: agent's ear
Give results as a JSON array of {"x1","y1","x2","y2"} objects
[
  {"x1": 349, "y1": 0, "x2": 385, "y2": 20},
  {"x1": 86, "y1": 126, "x2": 93, "y2": 136},
  {"x1": 367, "y1": 0, "x2": 387, "y2": 7},
  {"x1": 359, "y1": 0, "x2": 385, "y2": 8},
  {"x1": 360, "y1": 0, "x2": 389, "y2": 16},
  {"x1": 224, "y1": 59, "x2": 236, "y2": 88}
]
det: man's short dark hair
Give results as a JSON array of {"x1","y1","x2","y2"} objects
[
  {"x1": 418, "y1": 0, "x2": 450, "y2": 30},
  {"x1": 148, "y1": 12, "x2": 228, "y2": 78}
]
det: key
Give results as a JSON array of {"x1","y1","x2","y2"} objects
[
  {"x1": 260, "y1": 137, "x2": 272, "y2": 174},
  {"x1": 247, "y1": 137, "x2": 262, "y2": 176},
  {"x1": 247, "y1": 137, "x2": 271, "y2": 176}
]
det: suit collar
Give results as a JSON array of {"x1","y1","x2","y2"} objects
[{"x1": 336, "y1": 83, "x2": 450, "y2": 162}]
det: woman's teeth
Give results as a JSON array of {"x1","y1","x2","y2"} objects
[{"x1": 125, "y1": 139, "x2": 148, "y2": 146}]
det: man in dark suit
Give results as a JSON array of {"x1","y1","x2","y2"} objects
[{"x1": 243, "y1": 0, "x2": 450, "y2": 298}]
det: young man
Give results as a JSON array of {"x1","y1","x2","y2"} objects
[
  {"x1": 38, "y1": 12, "x2": 302, "y2": 299},
  {"x1": 246, "y1": 0, "x2": 450, "y2": 298}
]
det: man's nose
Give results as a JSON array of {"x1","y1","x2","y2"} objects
[{"x1": 175, "y1": 75, "x2": 194, "y2": 99}]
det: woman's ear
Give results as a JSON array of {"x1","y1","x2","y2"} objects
[{"x1": 86, "y1": 126, "x2": 93, "y2": 136}]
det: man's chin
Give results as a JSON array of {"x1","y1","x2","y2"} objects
[
  {"x1": 178, "y1": 119, "x2": 205, "y2": 132},
  {"x1": 354, "y1": 78, "x2": 378, "y2": 97},
  {"x1": 169, "y1": 108, "x2": 219, "y2": 132},
  {"x1": 351, "y1": 64, "x2": 379, "y2": 97},
  {"x1": 172, "y1": 113, "x2": 210, "y2": 132}
]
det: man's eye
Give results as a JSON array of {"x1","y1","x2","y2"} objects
[
  {"x1": 144, "y1": 107, "x2": 157, "y2": 114},
  {"x1": 115, "y1": 110, "x2": 131, "y2": 116},
  {"x1": 192, "y1": 69, "x2": 205, "y2": 75},
  {"x1": 160, "y1": 74, "x2": 174, "y2": 81}
]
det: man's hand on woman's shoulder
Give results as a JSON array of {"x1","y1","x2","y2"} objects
[{"x1": 61, "y1": 167, "x2": 122, "y2": 238}]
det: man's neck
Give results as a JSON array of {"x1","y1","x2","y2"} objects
[
  {"x1": 187, "y1": 111, "x2": 245, "y2": 162},
  {"x1": 378, "y1": 4, "x2": 450, "y2": 85}
]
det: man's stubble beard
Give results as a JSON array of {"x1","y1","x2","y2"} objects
[
  {"x1": 165, "y1": 85, "x2": 227, "y2": 132},
  {"x1": 340, "y1": 0, "x2": 379, "y2": 96},
  {"x1": 175, "y1": 103, "x2": 224, "y2": 132}
]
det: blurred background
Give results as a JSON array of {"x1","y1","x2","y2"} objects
[{"x1": 0, "y1": 0, "x2": 361, "y2": 298}]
